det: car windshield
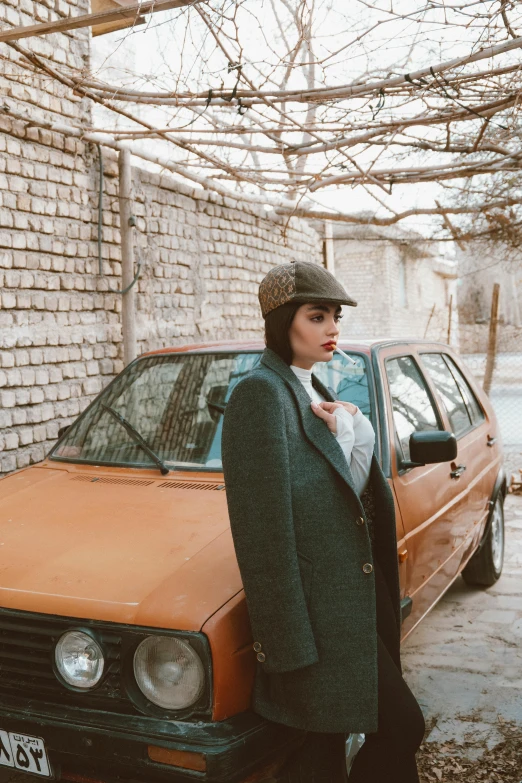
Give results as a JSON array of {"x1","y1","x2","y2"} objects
[{"x1": 50, "y1": 351, "x2": 371, "y2": 471}]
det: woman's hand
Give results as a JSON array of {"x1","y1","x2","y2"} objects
[
  {"x1": 335, "y1": 400, "x2": 359, "y2": 416},
  {"x1": 310, "y1": 400, "x2": 345, "y2": 435},
  {"x1": 311, "y1": 400, "x2": 359, "y2": 435}
]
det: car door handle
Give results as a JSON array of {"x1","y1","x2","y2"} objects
[
  {"x1": 486, "y1": 436, "x2": 497, "y2": 447},
  {"x1": 450, "y1": 464, "x2": 467, "y2": 479}
]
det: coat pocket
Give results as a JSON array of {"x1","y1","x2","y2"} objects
[{"x1": 296, "y1": 550, "x2": 314, "y2": 604}]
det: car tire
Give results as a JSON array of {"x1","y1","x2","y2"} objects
[{"x1": 461, "y1": 493, "x2": 505, "y2": 587}]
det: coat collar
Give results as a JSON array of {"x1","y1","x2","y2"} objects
[{"x1": 260, "y1": 347, "x2": 362, "y2": 503}]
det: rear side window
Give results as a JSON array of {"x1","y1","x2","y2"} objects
[
  {"x1": 385, "y1": 356, "x2": 442, "y2": 461},
  {"x1": 420, "y1": 353, "x2": 483, "y2": 437},
  {"x1": 443, "y1": 355, "x2": 485, "y2": 427}
]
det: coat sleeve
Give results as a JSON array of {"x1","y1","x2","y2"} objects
[{"x1": 221, "y1": 374, "x2": 319, "y2": 674}]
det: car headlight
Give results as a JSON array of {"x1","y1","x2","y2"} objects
[
  {"x1": 133, "y1": 636, "x2": 205, "y2": 710},
  {"x1": 55, "y1": 631, "x2": 105, "y2": 689}
]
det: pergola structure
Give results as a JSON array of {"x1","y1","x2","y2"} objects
[{"x1": 2, "y1": 0, "x2": 522, "y2": 241}]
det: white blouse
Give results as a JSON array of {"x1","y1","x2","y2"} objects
[{"x1": 289, "y1": 364, "x2": 375, "y2": 496}]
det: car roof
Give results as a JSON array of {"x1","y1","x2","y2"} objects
[{"x1": 142, "y1": 338, "x2": 452, "y2": 358}]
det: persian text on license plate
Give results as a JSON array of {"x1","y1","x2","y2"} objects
[{"x1": 0, "y1": 730, "x2": 51, "y2": 777}]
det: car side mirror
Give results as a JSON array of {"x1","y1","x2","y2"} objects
[
  {"x1": 402, "y1": 431, "x2": 457, "y2": 470},
  {"x1": 57, "y1": 425, "x2": 70, "y2": 439}
]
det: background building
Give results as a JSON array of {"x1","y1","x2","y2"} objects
[{"x1": 330, "y1": 223, "x2": 459, "y2": 347}]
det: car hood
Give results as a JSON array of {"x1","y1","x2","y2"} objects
[{"x1": 0, "y1": 466, "x2": 242, "y2": 630}]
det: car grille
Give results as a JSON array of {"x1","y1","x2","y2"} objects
[{"x1": 0, "y1": 608, "x2": 134, "y2": 714}]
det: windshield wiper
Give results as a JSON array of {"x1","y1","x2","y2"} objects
[
  {"x1": 206, "y1": 399, "x2": 227, "y2": 415},
  {"x1": 101, "y1": 404, "x2": 170, "y2": 476}
]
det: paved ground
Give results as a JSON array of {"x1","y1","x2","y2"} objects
[
  {"x1": 402, "y1": 491, "x2": 522, "y2": 768},
  {"x1": 1, "y1": 493, "x2": 521, "y2": 783}
]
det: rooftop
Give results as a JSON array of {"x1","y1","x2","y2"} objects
[{"x1": 143, "y1": 337, "x2": 450, "y2": 357}]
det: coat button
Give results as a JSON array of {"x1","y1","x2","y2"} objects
[
  {"x1": 256, "y1": 652, "x2": 266, "y2": 662},
  {"x1": 362, "y1": 563, "x2": 373, "y2": 574},
  {"x1": 356, "y1": 517, "x2": 365, "y2": 525},
  {"x1": 253, "y1": 642, "x2": 262, "y2": 652}
]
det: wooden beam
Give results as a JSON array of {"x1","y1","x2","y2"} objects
[
  {"x1": 483, "y1": 283, "x2": 500, "y2": 396},
  {"x1": 92, "y1": 17, "x2": 145, "y2": 37},
  {"x1": 91, "y1": 0, "x2": 145, "y2": 38},
  {"x1": 0, "y1": 0, "x2": 200, "y2": 43}
]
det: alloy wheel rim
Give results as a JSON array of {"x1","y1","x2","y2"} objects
[{"x1": 490, "y1": 498, "x2": 504, "y2": 573}]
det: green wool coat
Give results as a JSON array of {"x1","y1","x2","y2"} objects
[{"x1": 221, "y1": 346, "x2": 402, "y2": 734}]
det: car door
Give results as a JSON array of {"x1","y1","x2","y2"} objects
[
  {"x1": 379, "y1": 348, "x2": 466, "y2": 635},
  {"x1": 418, "y1": 351, "x2": 496, "y2": 569}
]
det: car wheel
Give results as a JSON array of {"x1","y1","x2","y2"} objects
[{"x1": 462, "y1": 493, "x2": 505, "y2": 587}]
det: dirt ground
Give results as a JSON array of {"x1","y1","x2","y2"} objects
[
  {"x1": 417, "y1": 715, "x2": 522, "y2": 782},
  {"x1": 405, "y1": 490, "x2": 522, "y2": 783}
]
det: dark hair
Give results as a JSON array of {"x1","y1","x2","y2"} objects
[{"x1": 264, "y1": 301, "x2": 302, "y2": 365}]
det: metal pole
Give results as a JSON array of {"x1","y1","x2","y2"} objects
[
  {"x1": 118, "y1": 148, "x2": 137, "y2": 366},
  {"x1": 483, "y1": 283, "x2": 500, "y2": 397}
]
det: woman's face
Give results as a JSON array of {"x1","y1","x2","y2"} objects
[{"x1": 288, "y1": 302, "x2": 343, "y2": 368}]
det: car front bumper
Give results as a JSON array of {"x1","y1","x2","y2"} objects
[{"x1": 0, "y1": 694, "x2": 302, "y2": 783}]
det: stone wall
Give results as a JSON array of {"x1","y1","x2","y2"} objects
[
  {"x1": 0, "y1": 149, "x2": 320, "y2": 476},
  {"x1": 1, "y1": 0, "x2": 91, "y2": 475},
  {"x1": 117, "y1": 164, "x2": 320, "y2": 350},
  {"x1": 459, "y1": 323, "x2": 522, "y2": 355},
  {"x1": 0, "y1": 0, "x2": 321, "y2": 475}
]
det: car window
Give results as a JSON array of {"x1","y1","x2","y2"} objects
[
  {"x1": 313, "y1": 353, "x2": 372, "y2": 419},
  {"x1": 420, "y1": 353, "x2": 474, "y2": 437},
  {"x1": 51, "y1": 350, "x2": 372, "y2": 471},
  {"x1": 442, "y1": 355, "x2": 485, "y2": 427},
  {"x1": 385, "y1": 356, "x2": 441, "y2": 462},
  {"x1": 51, "y1": 352, "x2": 263, "y2": 471}
]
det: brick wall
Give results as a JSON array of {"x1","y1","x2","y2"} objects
[{"x1": 0, "y1": 0, "x2": 321, "y2": 475}]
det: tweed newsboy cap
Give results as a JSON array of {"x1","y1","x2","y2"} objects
[{"x1": 258, "y1": 260, "x2": 357, "y2": 319}]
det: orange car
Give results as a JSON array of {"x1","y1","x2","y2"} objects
[{"x1": 0, "y1": 340, "x2": 505, "y2": 783}]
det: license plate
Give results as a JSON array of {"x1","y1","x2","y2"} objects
[{"x1": 0, "y1": 730, "x2": 52, "y2": 777}]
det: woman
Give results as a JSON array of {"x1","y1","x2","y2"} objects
[{"x1": 221, "y1": 260, "x2": 426, "y2": 782}]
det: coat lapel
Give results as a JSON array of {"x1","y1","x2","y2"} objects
[{"x1": 260, "y1": 348, "x2": 362, "y2": 504}]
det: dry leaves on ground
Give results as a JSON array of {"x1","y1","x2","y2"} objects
[{"x1": 418, "y1": 719, "x2": 522, "y2": 783}]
